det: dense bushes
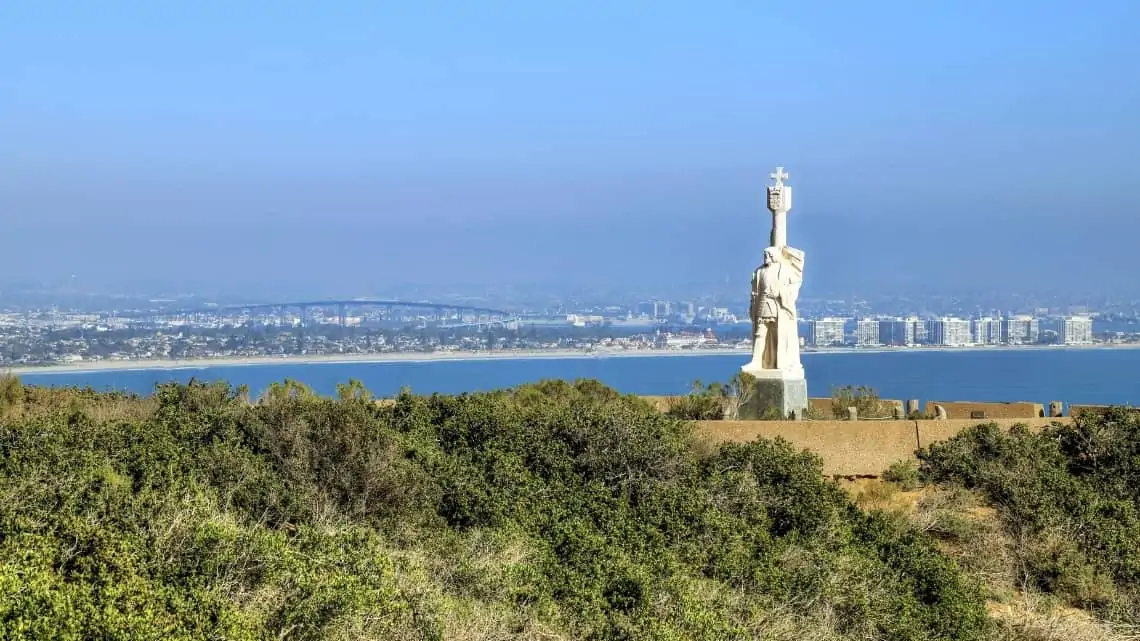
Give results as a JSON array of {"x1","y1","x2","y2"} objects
[
  {"x1": 664, "y1": 373, "x2": 764, "y2": 420},
  {"x1": 919, "y1": 408, "x2": 1140, "y2": 622},
  {"x1": 1, "y1": 377, "x2": 992, "y2": 639},
  {"x1": 0, "y1": 373, "x2": 21, "y2": 416}
]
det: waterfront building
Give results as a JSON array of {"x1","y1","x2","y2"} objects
[
  {"x1": 909, "y1": 317, "x2": 929, "y2": 345},
  {"x1": 878, "y1": 317, "x2": 918, "y2": 346},
  {"x1": 1004, "y1": 315, "x2": 1040, "y2": 344},
  {"x1": 972, "y1": 317, "x2": 1002, "y2": 345},
  {"x1": 855, "y1": 319, "x2": 880, "y2": 346},
  {"x1": 929, "y1": 317, "x2": 972, "y2": 346},
  {"x1": 1060, "y1": 316, "x2": 1094, "y2": 344},
  {"x1": 809, "y1": 317, "x2": 846, "y2": 347}
]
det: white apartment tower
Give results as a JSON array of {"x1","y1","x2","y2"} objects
[
  {"x1": 910, "y1": 317, "x2": 929, "y2": 345},
  {"x1": 878, "y1": 317, "x2": 924, "y2": 346},
  {"x1": 929, "y1": 317, "x2": 972, "y2": 346},
  {"x1": 972, "y1": 317, "x2": 1002, "y2": 345},
  {"x1": 809, "y1": 318, "x2": 846, "y2": 347},
  {"x1": 1060, "y1": 316, "x2": 1094, "y2": 344},
  {"x1": 855, "y1": 319, "x2": 880, "y2": 346},
  {"x1": 1004, "y1": 316, "x2": 1040, "y2": 344}
]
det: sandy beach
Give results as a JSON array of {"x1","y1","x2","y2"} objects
[
  {"x1": 6, "y1": 342, "x2": 1140, "y2": 376},
  {"x1": 4, "y1": 347, "x2": 749, "y2": 376}
]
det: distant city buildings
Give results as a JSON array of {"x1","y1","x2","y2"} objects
[
  {"x1": 809, "y1": 317, "x2": 846, "y2": 347},
  {"x1": 877, "y1": 317, "x2": 921, "y2": 346},
  {"x1": 1060, "y1": 316, "x2": 1094, "y2": 344},
  {"x1": 660, "y1": 329, "x2": 718, "y2": 349},
  {"x1": 635, "y1": 300, "x2": 701, "y2": 321},
  {"x1": 855, "y1": 319, "x2": 879, "y2": 346},
  {"x1": 1004, "y1": 315, "x2": 1040, "y2": 344},
  {"x1": 0, "y1": 289, "x2": 1126, "y2": 369},
  {"x1": 972, "y1": 317, "x2": 1002, "y2": 345},
  {"x1": 928, "y1": 317, "x2": 972, "y2": 346},
  {"x1": 911, "y1": 317, "x2": 929, "y2": 345},
  {"x1": 565, "y1": 314, "x2": 604, "y2": 327}
]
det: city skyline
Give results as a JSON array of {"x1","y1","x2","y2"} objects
[{"x1": 0, "y1": 296, "x2": 1120, "y2": 371}]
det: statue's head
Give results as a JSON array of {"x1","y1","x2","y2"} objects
[{"x1": 763, "y1": 247, "x2": 779, "y2": 266}]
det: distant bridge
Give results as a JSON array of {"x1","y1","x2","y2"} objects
[{"x1": 112, "y1": 299, "x2": 520, "y2": 328}]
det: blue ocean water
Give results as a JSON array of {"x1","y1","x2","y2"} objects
[{"x1": 14, "y1": 348, "x2": 1140, "y2": 406}]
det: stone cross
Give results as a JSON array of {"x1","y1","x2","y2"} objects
[{"x1": 770, "y1": 166, "x2": 789, "y2": 187}]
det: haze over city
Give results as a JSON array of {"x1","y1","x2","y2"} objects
[{"x1": 2, "y1": 1, "x2": 1137, "y2": 298}]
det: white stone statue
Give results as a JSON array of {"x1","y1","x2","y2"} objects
[{"x1": 743, "y1": 167, "x2": 805, "y2": 378}]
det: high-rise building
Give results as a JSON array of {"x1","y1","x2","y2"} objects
[
  {"x1": 878, "y1": 317, "x2": 924, "y2": 346},
  {"x1": 1060, "y1": 316, "x2": 1093, "y2": 344},
  {"x1": 910, "y1": 317, "x2": 929, "y2": 345},
  {"x1": 878, "y1": 318, "x2": 911, "y2": 346},
  {"x1": 929, "y1": 317, "x2": 972, "y2": 346},
  {"x1": 652, "y1": 301, "x2": 672, "y2": 318},
  {"x1": 1004, "y1": 316, "x2": 1039, "y2": 344},
  {"x1": 855, "y1": 319, "x2": 880, "y2": 346},
  {"x1": 809, "y1": 317, "x2": 846, "y2": 347},
  {"x1": 972, "y1": 317, "x2": 1002, "y2": 345}
]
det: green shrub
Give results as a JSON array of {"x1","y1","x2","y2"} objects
[
  {"x1": 664, "y1": 379, "x2": 725, "y2": 420},
  {"x1": 918, "y1": 410, "x2": 1140, "y2": 621},
  {"x1": 830, "y1": 385, "x2": 893, "y2": 419},
  {"x1": 883, "y1": 459, "x2": 922, "y2": 490},
  {"x1": 0, "y1": 378, "x2": 994, "y2": 639}
]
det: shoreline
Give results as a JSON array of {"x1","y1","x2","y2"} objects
[{"x1": 6, "y1": 342, "x2": 1140, "y2": 376}]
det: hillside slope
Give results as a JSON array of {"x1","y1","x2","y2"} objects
[{"x1": 0, "y1": 377, "x2": 996, "y2": 640}]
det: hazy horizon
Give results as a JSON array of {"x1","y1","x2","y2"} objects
[{"x1": 2, "y1": 1, "x2": 1137, "y2": 299}]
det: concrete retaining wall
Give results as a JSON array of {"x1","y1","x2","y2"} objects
[
  {"x1": 697, "y1": 417, "x2": 1069, "y2": 477},
  {"x1": 923, "y1": 401, "x2": 1045, "y2": 419},
  {"x1": 640, "y1": 395, "x2": 905, "y2": 418},
  {"x1": 642, "y1": 395, "x2": 1057, "y2": 421},
  {"x1": 699, "y1": 420, "x2": 918, "y2": 476},
  {"x1": 639, "y1": 396, "x2": 1116, "y2": 419}
]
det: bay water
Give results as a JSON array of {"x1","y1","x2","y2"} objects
[{"x1": 15, "y1": 347, "x2": 1140, "y2": 406}]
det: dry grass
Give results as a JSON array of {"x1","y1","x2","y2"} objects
[
  {"x1": 383, "y1": 529, "x2": 572, "y2": 640},
  {"x1": 840, "y1": 478, "x2": 923, "y2": 517},
  {"x1": 11, "y1": 385, "x2": 158, "y2": 423},
  {"x1": 988, "y1": 598, "x2": 1139, "y2": 641},
  {"x1": 843, "y1": 478, "x2": 1139, "y2": 641}
]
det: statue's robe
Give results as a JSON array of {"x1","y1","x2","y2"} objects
[{"x1": 749, "y1": 247, "x2": 805, "y2": 373}]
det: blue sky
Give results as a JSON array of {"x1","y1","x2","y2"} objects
[{"x1": 1, "y1": 1, "x2": 1137, "y2": 298}]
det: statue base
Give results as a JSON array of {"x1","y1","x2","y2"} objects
[{"x1": 738, "y1": 365, "x2": 808, "y2": 420}]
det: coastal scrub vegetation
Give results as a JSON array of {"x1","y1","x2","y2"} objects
[
  {"x1": 915, "y1": 410, "x2": 1140, "y2": 627},
  {"x1": 0, "y1": 376, "x2": 995, "y2": 640},
  {"x1": 829, "y1": 385, "x2": 897, "y2": 419}
]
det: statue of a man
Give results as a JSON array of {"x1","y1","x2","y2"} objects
[{"x1": 748, "y1": 246, "x2": 804, "y2": 372}]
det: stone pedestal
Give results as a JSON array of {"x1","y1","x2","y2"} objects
[{"x1": 738, "y1": 371, "x2": 808, "y2": 420}]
